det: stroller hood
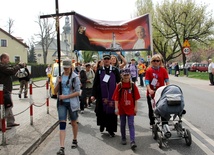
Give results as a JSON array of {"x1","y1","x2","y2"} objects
[{"x1": 154, "y1": 84, "x2": 185, "y2": 120}]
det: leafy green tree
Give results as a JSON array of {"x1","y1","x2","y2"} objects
[
  {"x1": 154, "y1": 0, "x2": 214, "y2": 65},
  {"x1": 134, "y1": 0, "x2": 154, "y2": 17},
  {"x1": 81, "y1": 51, "x2": 97, "y2": 63},
  {"x1": 135, "y1": 0, "x2": 214, "y2": 65}
]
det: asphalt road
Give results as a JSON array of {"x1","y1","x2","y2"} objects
[{"x1": 31, "y1": 75, "x2": 214, "y2": 155}]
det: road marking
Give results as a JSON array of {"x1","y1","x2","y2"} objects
[{"x1": 183, "y1": 118, "x2": 214, "y2": 154}]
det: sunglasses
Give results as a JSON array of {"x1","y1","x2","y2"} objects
[
  {"x1": 123, "y1": 74, "x2": 130, "y2": 76},
  {"x1": 152, "y1": 60, "x2": 160, "y2": 62}
]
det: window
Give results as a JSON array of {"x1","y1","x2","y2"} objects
[
  {"x1": 14, "y1": 56, "x2": 20, "y2": 63},
  {"x1": 1, "y1": 39, "x2": 7, "y2": 47}
]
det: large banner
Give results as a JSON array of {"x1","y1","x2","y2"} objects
[{"x1": 73, "y1": 13, "x2": 151, "y2": 51}]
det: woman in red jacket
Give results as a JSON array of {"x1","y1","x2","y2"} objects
[{"x1": 145, "y1": 54, "x2": 169, "y2": 129}]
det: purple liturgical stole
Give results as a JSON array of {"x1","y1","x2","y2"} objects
[{"x1": 99, "y1": 65, "x2": 116, "y2": 114}]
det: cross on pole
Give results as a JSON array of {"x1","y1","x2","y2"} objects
[{"x1": 40, "y1": 0, "x2": 75, "y2": 96}]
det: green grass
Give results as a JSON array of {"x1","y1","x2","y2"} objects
[
  {"x1": 13, "y1": 77, "x2": 47, "y2": 85},
  {"x1": 175, "y1": 70, "x2": 209, "y2": 80}
]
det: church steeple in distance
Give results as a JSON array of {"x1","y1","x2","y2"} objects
[{"x1": 63, "y1": 16, "x2": 71, "y2": 34}]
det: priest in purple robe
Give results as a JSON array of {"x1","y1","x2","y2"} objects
[{"x1": 91, "y1": 53, "x2": 121, "y2": 137}]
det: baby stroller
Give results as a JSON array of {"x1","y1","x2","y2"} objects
[{"x1": 151, "y1": 84, "x2": 192, "y2": 148}]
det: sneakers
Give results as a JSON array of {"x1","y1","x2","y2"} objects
[
  {"x1": 71, "y1": 139, "x2": 78, "y2": 149},
  {"x1": 80, "y1": 110, "x2": 84, "y2": 114},
  {"x1": 130, "y1": 141, "x2": 137, "y2": 150},
  {"x1": 121, "y1": 139, "x2": 127, "y2": 145},
  {"x1": 57, "y1": 147, "x2": 65, "y2": 155},
  {"x1": 18, "y1": 94, "x2": 21, "y2": 98},
  {"x1": 24, "y1": 95, "x2": 28, "y2": 98}
]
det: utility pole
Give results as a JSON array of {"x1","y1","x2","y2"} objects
[{"x1": 40, "y1": 0, "x2": 75, "y2": 96}]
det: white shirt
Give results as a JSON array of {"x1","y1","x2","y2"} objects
[
  {"x1": 133, "y1": 39, "x2": 145, "y2": 49},
  {"x1": 46, "y1": 67, "x2": 52, "y2": 75},
  {"x1": 208, "y1": 62, "x2": 214, "y2": 73}
]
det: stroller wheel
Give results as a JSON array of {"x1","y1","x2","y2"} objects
[
  {"x1": 152, "y1": 124, "x2": 158, "y2": 140},
  {"x1": 184, "y1": 129, "x2": 192, "y2": 146},
  {"x1": 157, "y1": 132, "x2": 163, "y2": 148}
]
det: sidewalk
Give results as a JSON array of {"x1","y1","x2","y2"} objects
[{"x1": 0, "y1": 80, "x2": 59, "y2": 155}]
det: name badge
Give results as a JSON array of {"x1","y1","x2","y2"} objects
[
  {"x1": 103, "y1": 74, "x2": 110, "y2": 82},
  {"x1": 151, "y1": 78, "x2": 158, "y2": 86}
]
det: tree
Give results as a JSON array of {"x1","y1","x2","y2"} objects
[
  {"x1": 154, "y1": 0, "x2": 214, "y2": 65},
  {"x1": 134, "y1": 0, "x2": 154, "y2": 17},
  {"x1": 28, "y1": 45, "x2": 37, "y2": 63},
  {"x1": 35, "y1": 15, "x2": 56, "y2": 64},
  {"x1": 81, "y1": 51, "x2": 97, "y2": 63},
  {"x1": 7, "y1": 18, "x2": 14, "y2": 35},
  {"x1": 135, "y1": 0, "x2": 214, "y2": 65}
]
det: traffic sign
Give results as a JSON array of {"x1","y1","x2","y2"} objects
[
  {"x1": 183, "y1": 39, "x2": 190, "y2": 47},
  {"x1": 183, "y1": 47, "x2": 191, "y2": 55}
]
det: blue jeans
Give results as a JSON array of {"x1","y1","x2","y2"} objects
[
  {"x1": 120, "y1": 115, "x2": 135, "y2": 142},
  {"x1": 57, "y1": 101, "x2": 78, "y2": 121}
]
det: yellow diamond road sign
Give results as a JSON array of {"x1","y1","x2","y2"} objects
[{"x1": 183, "y1": 40, "x2": 190, "y2": 47}]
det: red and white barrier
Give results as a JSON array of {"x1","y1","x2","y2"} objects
[
  {"x1": 46, "y1": 80, "x2": 49, "y2": 114},
  {"x1": 0, "y1": 80, "x2": 51, "y2": 146},
  {"x1": 29, "y1": 80, "x2": 33, "y2": 125},
  {"x1": 0, "y1": 84, "x2": 7, "y2": 145}
]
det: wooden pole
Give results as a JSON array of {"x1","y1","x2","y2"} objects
[
  {"x1": 40, "y1": 1, "x2": 76, "y2": 98},
  {"x1": 54, "y1": 0, "x2": 62, "y2": 97}
]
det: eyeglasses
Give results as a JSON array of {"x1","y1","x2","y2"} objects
[{"x1": 152, "y1": 60, "x2": 160, "y2": 62}]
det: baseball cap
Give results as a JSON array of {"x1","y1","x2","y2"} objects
[
  {"x1": 120, "y1": 68, "x2": 131, "y2": 75},
  {"x1": 62, "y1": 59, "x2": 72, "y2": 68},
  {"x1": 85, "y1": 63, "x2": 91, "y2": 67},
  {"x1": 103, "y1": 54, "x2": 111, "y2": 59}
]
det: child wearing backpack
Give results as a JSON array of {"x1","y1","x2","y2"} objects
[{"x1": 112, "y1": 68, "x2": 141, "y2": 150}]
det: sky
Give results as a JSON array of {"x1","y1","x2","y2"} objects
[{"x1": 0, "y1": 0, "x2": 213, "y2": 43}]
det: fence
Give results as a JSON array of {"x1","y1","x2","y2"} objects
[{"x1": 0, "y1": 79, "x2": 52, "y2": 146}]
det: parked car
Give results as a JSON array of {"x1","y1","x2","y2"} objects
[
  {"x1": 189, "y1": 63, "x2": 198, "y2": 72},
  {"x1": 197, "y1": 63, "x2": 208, "y2": 72},
  {"x1": 189, "y1": 63, "x2": 208, "y2": 72}
]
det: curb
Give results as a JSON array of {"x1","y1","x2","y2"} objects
[{"x1": 22, "y1": 121, "x2": 59, "y2": 155}]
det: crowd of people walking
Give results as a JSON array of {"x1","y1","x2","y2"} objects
[
  {"x1": 52, "y1": 52, "x2": 171, "y2": 155},
  {"x1": 2, "y1": 51, "x2": 213, "y2": 155}
]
